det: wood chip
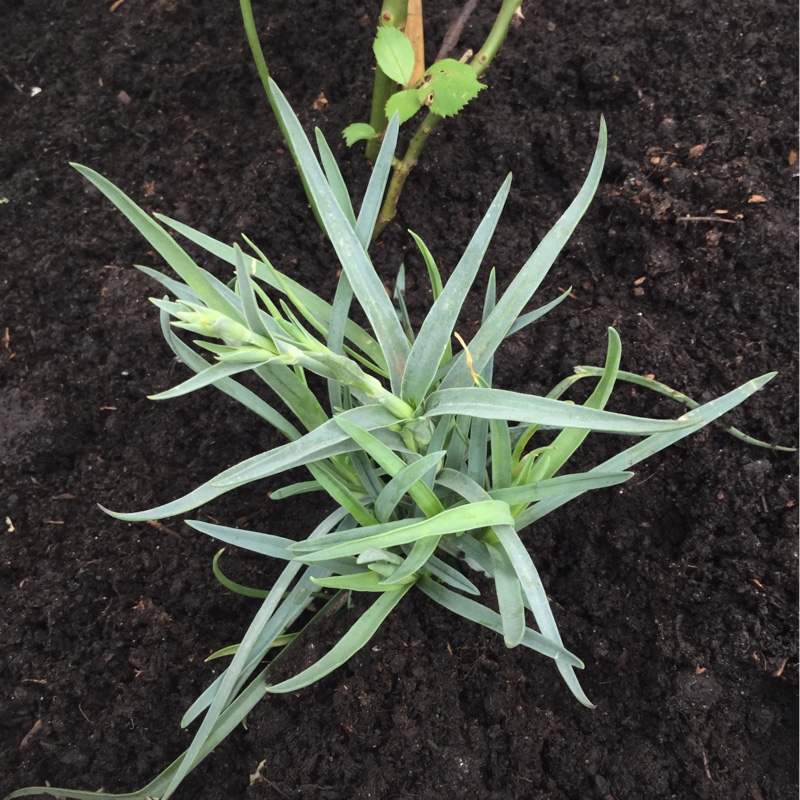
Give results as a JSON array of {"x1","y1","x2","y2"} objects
[
  {"x1": 688, "y1": 143, "x2": 707, "y2": 158},
  {"x1": 747, "y1": 194, "x2": 767, "y2": 203},
  {"x1": 311, "y1": 92, "x2": 328, "y2": 110},
  {"x1": 20, "y1": 719, "x2": 43, "y2": 749},
  {"x1": 789, "y1": 149, "x2": 798, "y2": 166}
]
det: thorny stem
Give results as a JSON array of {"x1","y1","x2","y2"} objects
[{"x1": 373, "y1": 0, "x2": 522, "y2": 238}]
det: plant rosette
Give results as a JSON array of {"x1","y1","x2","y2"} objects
[{"x1": 5, "y1": 80, "x2": 789, "y2": 800}]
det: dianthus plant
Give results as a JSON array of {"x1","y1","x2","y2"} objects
[{"x1": 6, "y1": 82, "x2": 779, "y2": 800}]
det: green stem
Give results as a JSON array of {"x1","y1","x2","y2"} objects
[
  {"x1": 372, "y1": 0, "x2": 522, "y2": 237},
  {"x1": 469, "y1": 0, "x2": 522, "y2": 77},
  {"x1": 366, "y1": 0, "x2": 409, "y2": 164},
  {"x1": 373, "y1": 110, "x2": 442, "y2": 239}
]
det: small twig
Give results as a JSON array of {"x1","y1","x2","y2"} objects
[
  {"x1": 676, "y1": 216, "x2": 737, "y2": 224},
  {"x1": 0, "y1": 67, "x2": 24, "y2": 93},
  {"x1": 701, "y1": 745, "x2": 714, "y2": 782},
  {"x1": 435, "y1": 0, "x2": 479, "y2": 62},
  {"x1": 147, "y1": 519, "x2": 187, "y2": 543}
]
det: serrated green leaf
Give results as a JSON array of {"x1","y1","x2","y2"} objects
[
  {"x1": 417, "y1": 58, "x2": 485, "y2": 118},
  {"x1": 342, "y1": 122, "x2": 379, "y2": 147},
  {"x1": 374, "y1": 26, "x2": 415, "y2": 85},
  {"x1": 385, "y1": 88, "x2": 422, "y2": 124}
]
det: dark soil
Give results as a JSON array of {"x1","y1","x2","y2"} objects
[{"x1": 1, "y1": 1, "x2": 797, "y2": 799}]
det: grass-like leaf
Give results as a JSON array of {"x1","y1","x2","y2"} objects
[
  {"x1": 266, "y1": 584, "x2": 414, "y2": 694},
  {"x1": 401, "y1": 175, "x2": 511, "y2": 405}
]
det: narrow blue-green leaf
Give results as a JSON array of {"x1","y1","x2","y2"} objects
[
  {"x1": 155, "y1": 214, "x2": 386, "y2": 370},
  {"x1": 417, "y1": 576, "x2": 584, "y2": 668},
  {"x1": 439, "y1": 119, "x2": 608, "y2": 390},
  {"x1": 423, "y1": 386, "x2": 693, "y2": 435},
  {"x1": 269, "y1": 79, "x2": 410, "y2": 392},
  {"x1": 487, "y1": 542, "x2": 526, "y2": 647},
  {"x1": 334, "y1": 416, "x2": 444, "y2": 517},
  {"x1": 212, "y1": 549, "x2": 269, "y2": 598},
  {"x1": 327, "y1": 275, "x2": 354, "y2": 411},
  {"x1": 162, "y1": 505, "x2": 353, "y2": 795},
  {"x1": 490, "y1": 418, "x2": 512, "y2": 489},
  {"x1": 444, "y1": 416, "x2": 470, "y2": 471},
  {"x1": 393, "y1": 263, "x2": 415, "y2": 344},
  {"x1": 490, "y1": 471, "x2": 632, "y2": 506},
  {"x1": 181, "y1": 511, "x2": 351, "y2": 728},
  {"x1": 492, "y1": 522, "x2": 593, "y2": 708},
  {"x1": 515, "y1": 372, "x2": 778, "y2": 530},
  {"x1": 266, "y1": 584, "x2": 413, "y2": 693},
  {"x1": 234, "y1": 244, "x2": 273, "y2": 339},
  {"x1": 186, "y1": 520, "x2": 293, "y2": 559},
  {"x1": 374, "y1": 450, "x2": 446, "y2": 523},
  {"x1": 450, "y1": 529, "x2": 494, "y2": 577},
  {"x1": 433, "y1": 467, "x2": 591, "y2": 705},
  {"x1": 252, "y1": 361, "x2": 329, "y2": 433},
  {"x1": 466, "y1": 272, "x2": 497, "y2": 485},
  {"x1": 269, "y1": 480, "x2": 322, "y2": 499},
  {"x1": 137, "y1": 265, "x2": 200, "y2": 303},
  {"x1": 506, "y1": 287, "x2": 572, "y2": 336},
  {"x1": 71, "y1": 164, "x2": 241, "y2": 321},
  {"x1": 541, "y1": 327, "x2": 622, "y2": 478},
  {"x1": 355, "y1": 112, "x2": 399, "y2": 245},
  {"x1": 162, "y1": 557, "x2": 304, "y2": 795},
  {"x1": 407, "y1": 547, "x2": 480, "y2": 595},
  {"x1": 103, "y1": 405, "x2": 400, "y2": 521},
  {"x1": 347, "y1": 449, "x2": 385, "y2": 501},
  {"x1": 185, "y1": 518, "x2": 363, "y2": 581},
  {"x1": 577, "y1": 366, "x2": 797, "y2": 452},
  {"x1": 308, "y1": 461, "x2": 378, "y2": 527},
  {"x1": 315, "y1": 127, "x2": 356, "y2": 227},
  {"x1": 209, "y1": 406, "x2": 403, "y2": 492},
  {"x1": 409, "y1": 231, "x2": 444, "y2": 302},
  {"x1": 401, "y1": 176, "x2": 512, "y2": 405},
  {"x1": 158, "y1": 308, "x2": 301, "y2": 441},
  {"x1": 148, "y1": 359, "x2": 269, "y2": 401},
  {"x1": 380, "y1": 535, "x2": 441, "y2": 585},
  {"x1": 293, "y1": 500, "x2": 514, "y2": 562},
  {"x1": 467, "y1": 418, "x2": 489, "y2": 488},
  {"x1": 311, "y1": 570, "x2": 409, "y2": 592}
]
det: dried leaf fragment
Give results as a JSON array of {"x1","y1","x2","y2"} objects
[{"x1": 688, "y1": 143, "x2": 707, "y2": 158}]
